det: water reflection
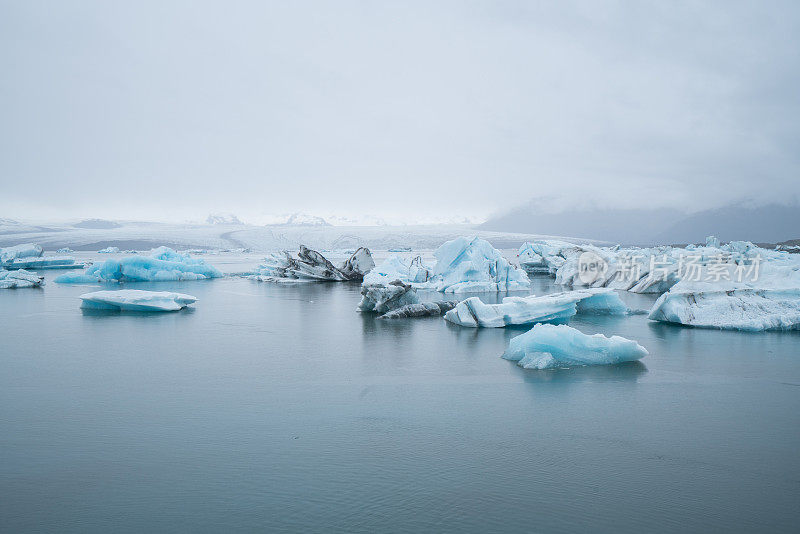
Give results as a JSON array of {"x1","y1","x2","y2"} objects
[
  {"x1": 80, "y1": 307, "x2": 197, "y2": 317},
  {"x1": 516, "y1": 360, "x2": 648, "y2": 384}
]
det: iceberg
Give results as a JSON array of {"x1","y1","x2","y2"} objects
[
  {"x1": 424, "y1": 237, "x2": 530, "y2": 293},
  {"x1": 3, "y1": 256, "x2": 85, "y2": 270},
  {"x1": 57, "y1": 247, "x2": 74, "y2": 253},
  {"x1": 0, "y1": 243, "x2": 43, "y2": 266},
  {"x1": 362, "y1": 255, "x2": 433, "y2": 286},
  {"x1": 518, "y1": 240, "x2": 579, "y2": 274},
  {"x1": 97, "y1": 247, "x2": 120, "y2": 253},
  {"x1": 358, "y1": 280, "x2": 420, "y2": 313},
  {"x1": 502, "y1": 323, "x2": 648, "y2": 369},
  {"x1": 250, "y1": 246, "x2": 374, "y2": 282},
  {"x1": 648, "y1": 263, "x2": 800, "y2": 330},
  {"x1": 55, "y1": 247, "x2": 222, "y2": 283},
  {"x1": 79, "y1": 290, "x2": 197, "y2": 312},
  {"x1": 1, "y1": 243, "x2": 83, "y2": 270},
  {"x1": 379, "y1": 301, "x2": 459, "y2": 319},
  {"x1": 444, "y1": 288, "x2": 629, "y2": 328},
  {"x1": 0, "y1": 270, "x2": 45, "y2": 289}
]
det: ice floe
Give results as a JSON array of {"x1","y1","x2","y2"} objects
[
  {"x1": 648, "y1": 262, "x2": 800, "y2": 330},
  {"x1": 358, "y1": 281, "x2": 420, "y2": 313},
  {"x1": 502, "y1": 323, "x2": 648, "y2": 369},
  {"x1": 1, "y1": 243, "x2": 83, "y2": 270},
  {"x1": 55, "y1": 247, "x2": 222, "y2": 283},
  {"x1": 1, "y1": 243, "x2": 43, "y2": 266},
  {"x1": 249, "y1": 246, "x2": 374, "y2": 282},
  {"x1": 444, "y1": 288, "x2": 630, "y2": 328},
  {"x1": 97, "y1": 247, "x2": 120, "y2": 253},
  {"x1": 79, "y1": 290, "x2": 197, "y2": 312},
  {"x1": 4, "y1": 256, "x2": 85, "y2": 270},
  {"x1": 0, "y1": 270, "x2": 45, "y2": 289}
]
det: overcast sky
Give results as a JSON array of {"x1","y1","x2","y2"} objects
[{"x1": 1, "y1": 0, "x2": 799, "y2": 223}]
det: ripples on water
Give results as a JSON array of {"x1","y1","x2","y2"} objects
[{"x1": 1, "y1": 261, "x2": 799, "y2": 532}]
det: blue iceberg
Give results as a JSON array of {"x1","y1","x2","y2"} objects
[
  {"x1": 55, "y1": 247, "x2": 222, "y2": 283},
  {"x1": 502, "y1": 323, "x2": 648, "y2": 369},
  {"x1": 364, "y1": 237, "x2": 529, "y2": 294}
]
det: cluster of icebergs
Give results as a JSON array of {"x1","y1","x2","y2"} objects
[
  {"x1": 519, "y1": 236, "x2": 776, "y2": 294},
  {"x1": 357, "y1": 237, "x2": 530, "y2": 318},
  {"x1": 5, "y1": 232, "x2": 800, "y2": 369},
  {"x1": 515, "y1": 236, "x2": 800, "y2": 331}
]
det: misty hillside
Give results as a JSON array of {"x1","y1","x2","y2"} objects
[{"x1": 480, "y1": 202, "x2": 800, "y2": 245}]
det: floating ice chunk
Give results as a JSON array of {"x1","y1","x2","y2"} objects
[
  {"x1": 0, "y1": 243, "x2": 43, "y2": 266},
  {"x1": 57, "y1": 247, "x2": 74, "y2": 253},
  {"x1": 0, "y1": 270, "x2": 45, "y2": 289},
  {"x1": 97, "y1": 247, "x2": 120, "y2": 253},
  {"x1": 55, "y1": 247, "x2": 222, "y2": 283},
  {"x1": 1, "y1": 243, "x2": 82, "y2": 270},
  {"x1": 705, "y1": 235, "x2": 720, "y2": 248},
  {"x1": 444, "y1": 288, "x2": 629, "y2": 328},
  {"x1": 424, "y1": 237, "x2": 530, "y2": 293},
  {"x1": 648, "y1": 263, "x2": 800, "y2": 330},
  {"x1": 339, "y1": 247, "x2": 376, "y2": 280},
  {"x1": 250, "y1": 246, "x2": 374, "y2": 282},
  {"x1": 379, "y1": 301, "x2": 459, "y2": 319},
  {"x1": 518, "y1": 240, "x2": 579, "y2": 274},
  {"x1": 358, "y1": 280, "x2": 419, "y2": 313},
  {"x1": 502, "y1": 324, "x2": 648, "y2": 369},
  {"x1": 362, "y1": 255, "x2": 433, "y2": 286},
  {"x1": 4, "y1": 255, "x2": 84, "y2": 270},
  {"x1": 79, "y1": 290, "x2": 197, "y2": 312}
]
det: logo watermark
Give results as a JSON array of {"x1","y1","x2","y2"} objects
[
  {"x1": 577, "y1": 252, "x2": 761, "y2": 284},
  {"x1": 578, "y1": 251, "x2": 609, "y2": 284}
]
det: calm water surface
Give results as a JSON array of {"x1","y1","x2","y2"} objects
[{"x1": 2, "y1": 256, "x2": 799, "y2": 533}]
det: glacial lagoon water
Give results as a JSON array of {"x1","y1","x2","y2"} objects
[{"x1": 2, "y1": 255, "x2": 800, "y2": 533}]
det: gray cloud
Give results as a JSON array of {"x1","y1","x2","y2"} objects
[{"x1": 1, "y1": 0, "x2": 798, "y2": 222}]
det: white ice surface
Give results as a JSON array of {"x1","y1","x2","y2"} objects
[
  {"x1": 79, "y1": 290, "x2": 197, "y2": 311},
  {"x1": 0, "y1": 219, "x2": 606, "y2": 253},
  {"x1": 0, "y1": 243, "x2": 43, "y2": 266},
  {"x1": 0, "y1": 270, "x2": 45, "y2": 289},
  {"x1": 648, "y1": 263, "x2": 800, "y2": 330},
  {"x1": 444, "y1": 288, "x2": 629, "y2": 328}
]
